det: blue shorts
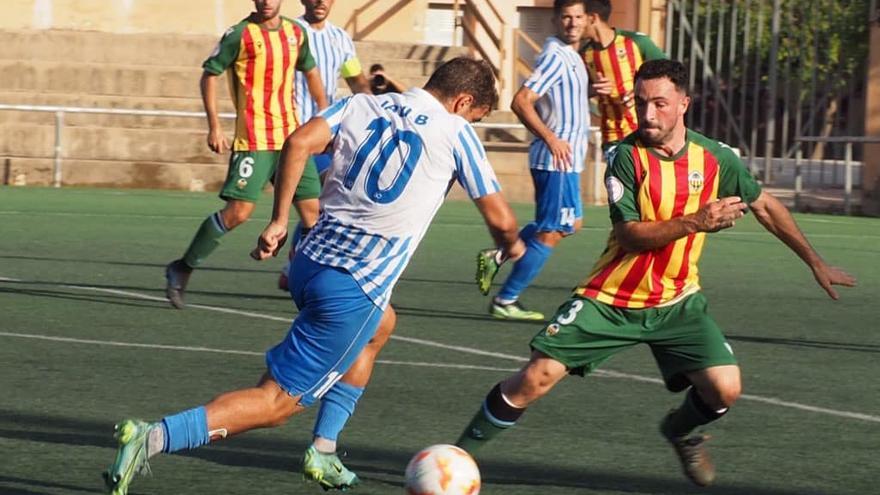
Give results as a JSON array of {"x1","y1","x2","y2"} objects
[
  {"x1": 313, "y1": 153, "x2": 332, "y2": 175},
  {"x1": 531, "y1": 169, "x2": 582, "y2": 234},
  {"x1": 266, "y1": 254, "x2": 383, "y2": 406}
]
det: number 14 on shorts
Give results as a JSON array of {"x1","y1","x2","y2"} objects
[{"x1": 560, "y1": 207, "x2": 576, "y2": 226}]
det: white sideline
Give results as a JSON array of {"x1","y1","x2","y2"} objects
[{"x1": 1, "y1": 277, "x2": 879, "y2": 424}]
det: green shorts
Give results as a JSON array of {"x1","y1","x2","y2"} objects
[
  {"x1": 530, "y1": 292, "x2": 736, "y2": 392},
  {"x1": 219, "y1": 151, "x2": 322, "y2": 202}
]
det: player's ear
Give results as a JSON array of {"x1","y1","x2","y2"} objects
[
  {"x1": 680, "y1": 94, "x2": 691, "y2": 116},
  {"x1": 452, "y1": 93, "x2": 476, "y2": 115}
]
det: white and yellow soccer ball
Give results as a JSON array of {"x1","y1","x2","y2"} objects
[{"x1": 404, "y1": 444, "x2": 481, "y2": 495}]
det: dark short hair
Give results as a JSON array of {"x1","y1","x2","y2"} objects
[
  {"x1": 553, "y1": 0, "x2": 586, "y2": 15},
  {"x1": 369, "y1": 63, "x2": 384, "y2": 73},
  {"x1": 634, "y1": 59, "x2": 689, "y2": 94},
  {"x1": 423, "y1": 57, "x2": 498, "y2": 109},
  {"x1": 584, "y1": 0, "x2": 611, "y2": 21}
]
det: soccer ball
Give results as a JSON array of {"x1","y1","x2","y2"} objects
[{"x1": 404, "y1": 444, "x2": 481, "y2": 495}]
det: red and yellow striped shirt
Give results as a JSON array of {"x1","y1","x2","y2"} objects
[
  {"x1": 204, "y1": 16, "x2": 316, "y2": 151},
  {"x1": 582, "y1": 30, "x2": 666, "y2": 144},
  {"x1": 576, "y1": 131, "x2": 761, "y2": 308}
]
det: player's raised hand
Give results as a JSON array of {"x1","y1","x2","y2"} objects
[
  {"x1": 207, "y1": 127, "x2": 230, "y2": 154},
  {"x1": 693, "y1": 196, "x2": 748, "y2": 232},
  {"x1": 811, "y1": 263, "x2": 856, "y2": 300},
  {"x1": 251, "y1": 222, "x2": 288, "y2": 260},
  {"x1": 546, "y1": 135, "x2": 573, "y2": 172}
]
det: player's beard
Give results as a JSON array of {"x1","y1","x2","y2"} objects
[
  {"x1": 306, "y1": 1, "x2": 329, "y2": 23},
  {"x1": 637, "y1": 125, "x2": 671, "y2": 147}
]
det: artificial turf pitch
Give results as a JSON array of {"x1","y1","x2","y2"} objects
[{"x1": 1, "y1": 186, "x2": 878, "y2": 495}]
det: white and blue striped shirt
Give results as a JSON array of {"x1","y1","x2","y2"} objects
[
  {"x1": 300, "y1": 88, "x2": 501, "y2": 308},
  {"x1": 524, "y1": 37, "x2": 590, "y2": 173},
  {"x1": 295, "y1": 18, "x2": 359, "y2": 124}
]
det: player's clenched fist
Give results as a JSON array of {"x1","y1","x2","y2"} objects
[
  {"x1": 693, "y1": 196, "x2": 748, "y2": 232},
  {"x1": 251, "y1": 222, "x2": 288, "y2": 260}
]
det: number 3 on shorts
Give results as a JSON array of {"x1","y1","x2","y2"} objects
[
  {"x1": 238, "y1": 156, "x2": 254, "y2": 178},
  {"x1": 557, "y1": 299, "x2": 584, "y2": 325}
]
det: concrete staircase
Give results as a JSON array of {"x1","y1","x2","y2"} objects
[{"x1": 0, "y1": 29, "x2": 536, "y2": 200}]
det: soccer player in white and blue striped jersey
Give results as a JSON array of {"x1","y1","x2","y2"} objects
[
  {"x1": 476, "y1": 0, "x2": 591, "y2": 321},
  {"x1": 295, "y1": 0, "x2": 370, "y2": 126},
  {"x1": 102, "y1": 58, "x2": 525, "y2": 495}
]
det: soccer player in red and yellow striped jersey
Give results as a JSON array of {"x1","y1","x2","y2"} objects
[
  {"x1": 164, "y1": 0, "x2": 329, "y2": 309},
  {"x1": 576, "y1": 128, "x2": 740, "y2": 308},
  {"x1": 581, "y1": 0, "x2": 666, "y2": 146},
  {"x1": 457, "y1": 60, "x2": 855, "y2": 487}
]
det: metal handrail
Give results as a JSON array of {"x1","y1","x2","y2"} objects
[
  {"x1": 512, "y1": 28, "x2": 541, "y2": 81},
  {"x1": 453, "y1": 0, "x2": 506, "y2": 88},
  {"x1": 795, "y1": 136, "x2": 880, "y2": 144},
  {"x1": 343, "y1": 0, "x2": 413, "y2": 40},
  {"x1": 0, "y1": 103, "x2": 533, "y2": 129},
  {"x1": 793, "y1": 135, "x2": 879, "y2": 214},
  {"x1": 2, "y1": 103, "x2": 604, "y2": 201}
]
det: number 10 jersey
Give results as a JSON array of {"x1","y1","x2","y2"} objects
[{"x1": 300, "y1": 88, "x2": 501, "y2": 308}]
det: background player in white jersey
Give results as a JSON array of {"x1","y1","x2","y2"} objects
[
  {"x1": 102, "y1": 57, "x2": 526, "y2": 495},
  {"x1": 279, "y1": 0, "x2": 373, "y2": 291},
  {"x1": 476, "y1": 0, "x2": 591, "y2": 321},
  {"x1": 295, "y1": 0, "x2": 370, "y2": 125}
]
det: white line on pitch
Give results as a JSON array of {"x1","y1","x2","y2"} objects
[
  {"x1": 717, "y1": 231, "x2": 880, "y2": 240},
  {"x1": 0, "y1": 332, "x2": 522, "y2": 374},
  {"x1": 3, "y1": 279, "x2": 879, "y2": 424}
]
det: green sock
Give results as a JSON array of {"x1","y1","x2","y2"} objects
[
  {"x1": 456, "y1": 384, "x2": 525, "y2": 454},
  {"x1": 455, "y1": 406, "x2": 511, "y2": 454},
  {"x1": 661, "y1": 388, "x2": 727, "y2": 439},
  {"x1": 182, "y1": 212, "x2": 228, "y2": 268}
]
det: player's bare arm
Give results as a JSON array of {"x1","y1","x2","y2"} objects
[
  {"x1": 748, "y1": 191, "x2": 856, "y2": 299},
  {"x1": 382, "y1": 72, "x2": 408, "y2": 93},
  {"x1": 511, "y1": 86, "x2": 572, "y2": 171},
  {"x1": 345, "y1": 73, "x2": 372, "y2": 95},
  {"x1": 614, "y1": 196, "x2": 748, "y2": 252},
  {"x1": 304, "y1": 67, "x2": 330, "y2": 111},
  {"x1": 252, "y1": 117, "x2": 332, "y2": 260},
  {"x1": 474, "y1": 193, "x2": 526, "y2": 262},
  {"x1": 199, "y1": 71, "x2": 229, "y2": 154}
]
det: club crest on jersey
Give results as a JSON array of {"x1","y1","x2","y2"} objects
[
  {"x1": 606, "y1": 176, "x2": 625, "y2": 204},
  {"x1": 617, "y1": 47, "x2": 627, "y2": 58},
  {"x1": 545, "y1": 323, "x2": 560, "y2": 336},
  {"x1": 688, "y1": 170, "x2": 704, "y2": 194},
  {"x1": 288, "y1": 36, "x2": 298, "y2": 46},
  {"x1": 236, "y1": 178, "x2": 248, "y2": 190}
]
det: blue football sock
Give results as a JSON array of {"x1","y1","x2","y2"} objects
[
  {"x1": 161, "y1": 406, "x2": 210, "y2": 453},
  {"x1": 497, "y1": 235, "x2": 553, "y2": 303},
  {"x1": 313, "y1": 382, "x2": 364, "y2": 443}
]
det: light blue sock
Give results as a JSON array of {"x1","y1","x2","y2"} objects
[
  {"x1": 313, "y1": 382, "x2": 364, "y2": 442},
  {"x1": 161, "y1": 406, "x2": 210, "y2": 453},
  {"x1": 497, "y1": 236, "x2": 553, "y2": 302}
]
